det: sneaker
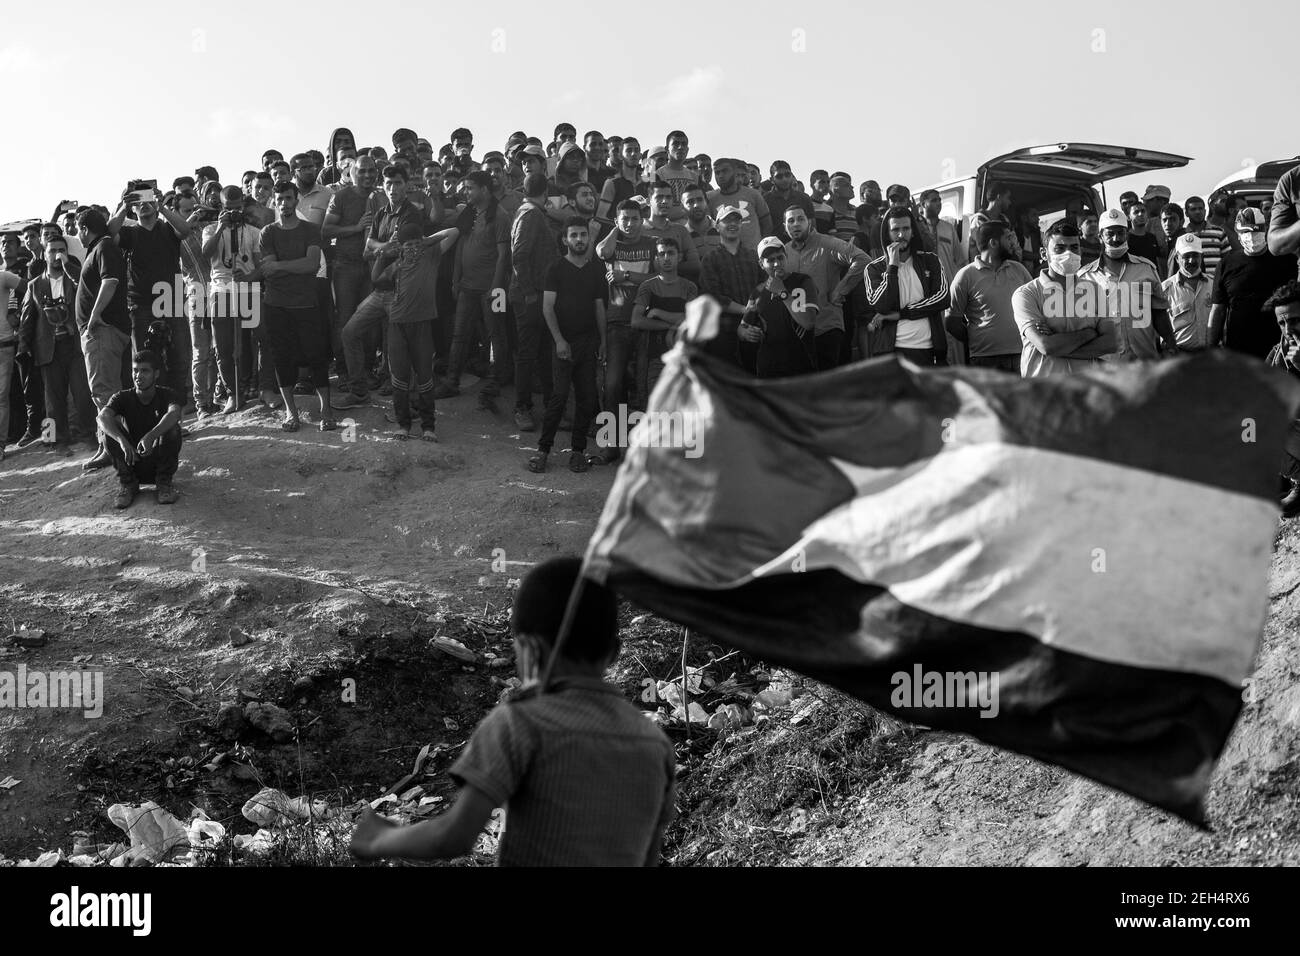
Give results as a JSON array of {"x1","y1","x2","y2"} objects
[
  {"x1": 569, "y1": 450, "x2": 590, "y2": 473},
  {"x1": 83, "y1": 448, "x2": 113, "y2": 471},
  {"x1": 1283, "y1": 481, "x2": 1300, "y2": 518},
  {"x1": 433, "y1": 382, "x2": 460, "y2": 399},
  {"x1": 390, "y1": 424, "x2": 412, "y2": 440},
  {"x1": 330, "y1": 392, "x2": 367, "y2": 410},
  {"x1": 156, "y1": 482, "x2": 178, "y2": 505},
  {"x1": 15, "y1": 431, "x2": 40, "y2": 449},
  {"x1": 114, "y1": 484, "x2": 138, "y2": 509},
  {"x1": 221, "y1": 397, "x2": 238, "y2": 414},
  {"x1": 421, "y1": 428, "x2": 438, "y2": 443},
  {"x1": 514, "y1": 409, "x2": 536, "y2": 432}
]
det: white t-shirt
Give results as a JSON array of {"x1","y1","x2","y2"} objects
[
  {"x1": 202, "y1": 222, "x2": 261, "y2": 294},
  {"x1": 297, "y1": 185, "x2": 332, "y2": 278},
  {"x1": 893, "y1": 258, "x2": 932, "y2": 348},
  {"x1": 48, "y1": 274, "x2": 67, "y2": 300}
]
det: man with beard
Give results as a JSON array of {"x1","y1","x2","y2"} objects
[
  {"x1": 945, "y1": 220, "x2": 1031, "y2": 373},
  {"x1": 583, "y1": 131, "x2": 610, "y2": 195},
  {"x1": 863, "y1": 207, "x2": 950, "y2": 366},
  {"x1": 1182, "y1": 196, "x2": 1228, "y2": 280},
  {"x1": 707, "y1": 158, "x2": 771, "y2": 251},
  {"x1": 74, "y1": 208, "x2": 132, "y2": 471},
  {"x1": 764, "y1": 161, "x2": 815, "y2": 243},
  {"x1": 682, "y1": 184, "x2": 721, "y2": 259},
  {"x1": 2, "y1": 232, "x2": 40, "y2": 450},
  {"x1": 698, "y1": 206, "x2": 763, "y2": 370},
  {"x1": 564, "y1": 181, "x2": 610, "y2": 263},
  {"x1": 781, "y1": 206, "x2": 868, "y2": 370},
  {"x1": 510, "y1": 172, "x2": 560, "y2": 432},
  {"x1": 1209, "y1": 207, "x2": 1298, "y2": 358},
  {"x1": 108, "y1": 182, "x2": 193, "y2": 404},
  {"x1": 203, "y1": 186, "x2": 269, "y2": 411},
  {"x1": 334, "y1": 164, "x2": 428, "y2": 409},
  {"x1": 259, "y1": 182, "x2": 334, "y2": 431},
  {"x1": 598, "y1": 137, "x2": 645, "y2": 223},
  {"x1": 642, "y1": 183, "x2": 700, "y2": 281},
  {"x1": 483, "y1": 152, "x2": 523, "y2": 220},
  {"x1": 18, "y1": 235, "x2": 93, "y2": 454},
  {"x1": 530, "y1": 218, "x2": 608, "y2": 474},
  {"x1": 323, "y1": 155, "x2": 378, "y2": 378},
  {"x1": 289, "y1": 152, "x2": 334, "y2": 395},
  {"x1": 655, "y1": 131, "x2": 696, "y2": 221}
]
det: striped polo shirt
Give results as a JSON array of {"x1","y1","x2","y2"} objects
[{"x1": 1188, "y1": 224, "x2": 1228, "y2": 280}]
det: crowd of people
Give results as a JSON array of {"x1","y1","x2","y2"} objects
[{"x1": 3, "y1": 124, "x2": 1300, "y2": 509}]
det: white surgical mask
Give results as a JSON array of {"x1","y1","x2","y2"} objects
[
  {"x1": 1240, "y1": 232, "x2": 1267, "y2": 255},
  {"x1": 1104, "y1": 241, "x2": 1129, "y2": 259},
  {"x1": 1050, "y1": 251, "x2": 1081, "y2": 276}
]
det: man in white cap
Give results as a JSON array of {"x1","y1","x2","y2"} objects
[
  {"x1": 697, "y1": 205, "x2": 764, "y2": 370},
  {"x1": 1077, "y1": 209, "x2": 1176, "y2": 361},
  {"x1": 1209, "y1": 207, "x2": 1299, "y2": 358},
  {"x1": 1159, "y1": 234, "x2": 1212, "y2": 352}
]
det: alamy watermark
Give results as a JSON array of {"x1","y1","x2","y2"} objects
[
  {"x1": 890, "y1": 664, "x2": 1000, "y2": 718},
  {"x1": 594, "y1": 404, "x2": 703, "y2": 458},
  {"x1": 0, "y1": 666, "x2": 103, "y2": 718}
]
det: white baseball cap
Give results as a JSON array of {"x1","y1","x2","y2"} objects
[
  {"x1": 1098, "y1": 208, "x2": 1128, "y2": 230},
  {"x1": 1175, "y1": 233, "x2": 1203, "y2": 255}
]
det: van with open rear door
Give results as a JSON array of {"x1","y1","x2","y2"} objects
[{"x1": 920, "y1": 143, "x2": 1194, "y2": 239}]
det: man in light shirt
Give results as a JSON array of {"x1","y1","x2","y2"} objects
[{"x1": 1160, "y1": 234, "x2": 1212, "y2": 353}]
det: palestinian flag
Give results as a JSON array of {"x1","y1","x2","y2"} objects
[{"x1": 585, "y1": 316, "x2": 1300, "y2": 824}]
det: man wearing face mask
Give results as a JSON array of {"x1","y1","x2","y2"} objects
[
  {"x1": 1011, "y1": 219, "x2": 1117, "y2": 377},
  {"x1": 1208, "y1": 207, "x2": 1298, "y2": 358},
  {"x1": 1159, "y1": 234, "x2": 1212, "y2": 353},
  {"x1": 1077, "y1": 209, "x2": 1176, "y2": 362}
]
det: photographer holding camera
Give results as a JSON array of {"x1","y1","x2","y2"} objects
[{"x1": 202, "y1": 186, "x2": 267, "y2": 411}]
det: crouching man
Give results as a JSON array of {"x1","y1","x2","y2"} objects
[{"x1": 99, "y1": 350, "x2": 183, "y2": 508}]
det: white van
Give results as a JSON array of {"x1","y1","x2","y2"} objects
[
  {"x1": 919, "y1": 142, "x2": 1193, "y2": 236},
  {"x1": 1208, "y1": 157, "x2": 1299, "y2": 214}
]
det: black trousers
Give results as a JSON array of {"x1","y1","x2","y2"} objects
[
  {"x1": 107, "y1": 426, "x2": 182, "y2": 486},
  {"x1": 539, "y1": 335, "x2": 598, "y2": 454}
]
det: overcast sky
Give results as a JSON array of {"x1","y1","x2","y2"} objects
[{"x1": 3, "y1": 0, "x2": 1295, "y2": 222}]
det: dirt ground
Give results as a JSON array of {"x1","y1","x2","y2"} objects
[{"x1": 1, "y1": 380, "x2": 1297, "y2": 865}]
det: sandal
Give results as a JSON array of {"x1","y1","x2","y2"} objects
[
  {"x1": 569, "y1": 451, "x2": 590, "y2": 473},
  {"x1": 527, "y1": 453, "x2": 548, "y2": 474},
  {"x1": 281, "y1": 417, "x2": 300, "y2": 432},
  {"x1": 319, "y1": 419, "x2": 338, "y2": 432}
]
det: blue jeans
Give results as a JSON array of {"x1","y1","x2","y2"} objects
[
  {"x1": 341, "y1": 291, "x2": 392, "y2": 395},
  {"x1": 331, "y1": 260, "x2": 369, "y2": 366}
]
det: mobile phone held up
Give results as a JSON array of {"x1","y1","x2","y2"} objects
[{"x1": 125, "y1": 179, "x2": 159, "y2": 207}]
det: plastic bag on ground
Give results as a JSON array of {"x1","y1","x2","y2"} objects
[{"x1": 107, "y1": 801, "x2": 190, "y2": 864}]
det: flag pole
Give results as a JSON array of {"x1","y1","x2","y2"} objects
[{"x1": 537, "y1": 570, "x2": 588, "y2": 696}]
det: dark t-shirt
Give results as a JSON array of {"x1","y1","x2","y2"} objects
[
  {"x1": 753, "y1": 271, "x2": 819, "y2": 378},
  {"x1": 76, "y1": 236, "x2": 131, "y2": 335},
  {"x1": 107, "y1": 385, "x2": 183, "y2": 441},
  {"x1": 1212, "y1": 251, "x2": 1297, "y2": 358},
  {"x1": 764, "y1": 190, "x2": 816, "y2": 242},
  {"x1": 1127, "y1": 233, "x2": 1164, "y2": 276},
  {"x1": 117, "y1": 220, "x2": 182, "y2": 308},
  {"x1": 325, "y1": 185, "x2": 375, "y2": 263},
  {"x1": 1272, "y1": 167, "x2": 1300, "y2": 264},
  {"x1": 383, "y1": 246, "x2": 443, "y2": 323},
  {"x1": 258, "y1": 221, "x2": 323, "y2": 309},
  {"x1": 457, "y1": 207, "x2": 511, "y2": 292},
  {"x1": 544, "y1": 257, "x2": 607, "y2": 340}
]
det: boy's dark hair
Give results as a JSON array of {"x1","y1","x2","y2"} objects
[
  {"x1": 680, "y1": 183, "x2": 706, "y2": 201},
  {"x1": 1163, "y1": 202, "x2": 1184, "y2": 219},
  {"x1": 450, "y1": 127, "x2": 472, "y2": 142},
  {"x1": 76, "y1": 207, "x2": 108, "y2": 237},
  {"x1": 512, "y1": 557, "x2": 618, "y2": 663},
  {"x1": 655, "y1": 236, "x2": 681, "y2": 253},
  {"x1": 272, "y1": 181, "x2": 299, "y2": 197},
  {"x1": 464, "y1": 170, "x2": 493, "y2": 190},
  {"x1": 523, "y1": 172, "x2": 549, "y2": 198},
  {"x1": 616, "y1": 199, "x2": 643, "y2": 216},
  {"x1": 563, "y1": 216, "x2": 590, "y2": 235},
  {"x1": 42, "y1": 221, "x2": 64, "y2": 237},
  {"x1": 1262, "y1": 280, "x2": 1300, "y2": 313},
  {"x1": 133, "y1": 350, "x2": 163, "y2": 372},
  {"x1": 1044, "y1": 218, "x2": 1081, "y2": 240},
  {"x1": 565, "y1": 181, "x2": 595, "y2": 202},
  {"x1": 382, "y1": 164, "x2": 408, "y2": 182},
  {"x1": 666, "y1": 129, "x2": 687, "y2": 145},
  {"x1": 977, "y1": 220, "x2": 1010, "y2": 247},
  {"x1": 650, "y1": 180, "x2": 673, "y2": 196},
  {"x1": 987, "y1": 181, "x2": 1012, "y2": 200}
]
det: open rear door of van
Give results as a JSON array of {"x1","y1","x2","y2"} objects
[
  {"x1": 1209, "y1": 157, "x2": 1300, "y2": 207},
  {"x1": 976, "y1": 143, "x2": 1192, "y2": 205}
]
